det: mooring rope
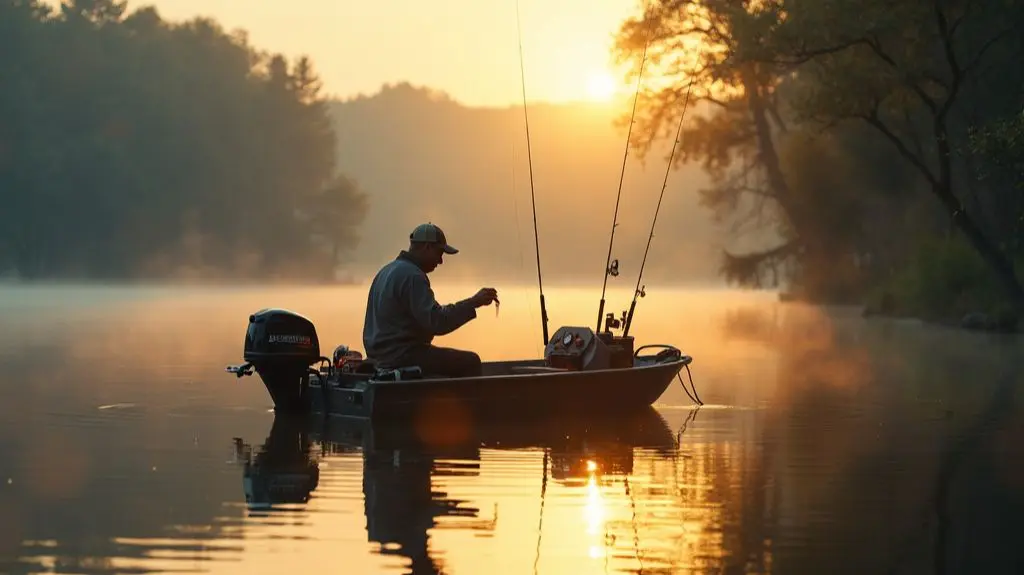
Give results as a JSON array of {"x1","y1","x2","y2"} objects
[{"x1": 677, "y1": 363, "x2": 703, "y2": 405}]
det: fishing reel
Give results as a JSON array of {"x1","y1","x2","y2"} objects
[
  {"x1": 604, "y1": 310, "x2": 628, "y2": 332},
  {"x1": 607, "y1": 259, "x2": 619, "y2": 277}
]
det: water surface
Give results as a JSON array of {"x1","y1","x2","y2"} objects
[{"x1": 1, "y1": 284, "x2": 1022, "y2": 574}]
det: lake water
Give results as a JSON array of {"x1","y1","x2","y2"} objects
[{"x1": 1, "y1": 283, "x2": 1022, "y2": 574}]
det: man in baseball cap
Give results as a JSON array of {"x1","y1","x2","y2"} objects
[
  {"x1": 409, "y1": 222, "x2": 459, "y2": 255},
  {"x1": 361, "y1": 222, "x2": 499, "y2": 378}
]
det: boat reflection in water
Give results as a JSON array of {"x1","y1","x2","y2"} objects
[
  {"x1": 232, "y1": 406, "x2": 682, "y2": 573},
  {"x1": 232, "y1": 420, "x2": 321, "y2": 512}
]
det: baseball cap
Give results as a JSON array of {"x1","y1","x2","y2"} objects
[{"x1": 409, "y1": 223, "x2": 458, "y2": 254}]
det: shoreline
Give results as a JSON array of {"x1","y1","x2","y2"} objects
[{"x1": 778, "y1": 292, "x2": 1021, "y2": 334}]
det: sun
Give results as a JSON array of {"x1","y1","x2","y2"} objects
[{"x1": 585, "y1": 70, "x2": 618, "y2": 102}]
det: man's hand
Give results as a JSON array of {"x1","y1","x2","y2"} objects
[{"x1": 470, "y1": 287, "x2": 499, "y2": 308}]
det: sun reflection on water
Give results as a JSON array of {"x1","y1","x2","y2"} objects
[{"x1": 585, "y1": 471, "x2": 605, "y2": 535}]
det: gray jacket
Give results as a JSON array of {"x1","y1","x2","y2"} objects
[{"x1": 362, "y1": 252, "x2": 477, "y2": 367}]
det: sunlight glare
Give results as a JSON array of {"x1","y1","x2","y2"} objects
[{"x1": 585, "y1": 70, "x2": 617, "y2": 101}]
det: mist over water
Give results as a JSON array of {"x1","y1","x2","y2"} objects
[{"x1": 0, "y1": 284, "x2": 1022, "y2": 574}]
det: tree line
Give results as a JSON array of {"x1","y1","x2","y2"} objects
[
  {"x1": 0, "y1": 0, "x2": 367, "y2": 282},
  {"x1": 612, "y1": 0, "x2": 1024, "y2": 327}
]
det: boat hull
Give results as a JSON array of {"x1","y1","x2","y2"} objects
[{"x1": 307, "y1": 357, "x2": 688, "y2": 421}]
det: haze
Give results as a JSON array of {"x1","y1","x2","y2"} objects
[
  {"x1": 117, "y1": 0, "x2": 644, "y2": 107},
  {"x1": 10, "y1": 0, "x2": 1022, "y2": 328},
  {"x1": 12, "y1": 0, "x2": 758, "y2": 287}
]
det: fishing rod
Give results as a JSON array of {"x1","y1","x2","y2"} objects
[
  {"x1": 623, "y1": 78, "x2": 694, "y2": 338},
  {"x1": 516, "y1": 0, "x2": 549, "y2": 347},
  {"x1": 595, "y1": 8, "x2": 654, "y2": 334}
]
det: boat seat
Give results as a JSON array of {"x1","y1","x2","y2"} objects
[
  {"x1": 352, "y1": 359, "x2": 378, "y2": 375},
  {"x1": 509, "y1": 366, "x2": 569, "y2": 375}
]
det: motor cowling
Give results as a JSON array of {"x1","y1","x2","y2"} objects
[
  {"x1": 244, "y1": 308, "x2": 321, "y2": 364},
  {"x1": 243, "y1": 308, "x2": 322, "y2": 414}
]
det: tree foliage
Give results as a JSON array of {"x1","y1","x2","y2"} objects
[
  {"x1": 612, "y1": 0, "x2": 1024, "y2": 310},
  {"x1": 0, "y1": 0, "x2": 367, "y2": 281}
]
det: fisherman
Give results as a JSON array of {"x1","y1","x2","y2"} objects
[{"x1": 362, "y1": 223, "x2": 499, "y2": 378}]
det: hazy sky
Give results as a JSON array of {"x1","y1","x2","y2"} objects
[{"x1": 119, "y1": 0, "x2": 645, "y2": 107}]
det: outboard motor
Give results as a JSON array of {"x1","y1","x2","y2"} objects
[{"x1": 228, "y1": 308, "x2": 325, "y2": 414}]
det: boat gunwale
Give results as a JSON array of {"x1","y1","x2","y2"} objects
[{"x1": 315, "y1": 354, "x2": 691, "y2": 388}]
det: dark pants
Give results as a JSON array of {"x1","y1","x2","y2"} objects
[{"x1": 394, "y1": 345, "x2": 482, "y2": 378}]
